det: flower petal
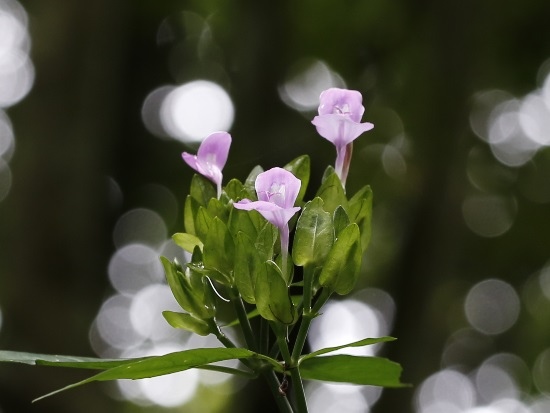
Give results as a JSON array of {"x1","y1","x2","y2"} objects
[
  {"x1": 233, "y1": 200, "x2": 300, "y2": 231},
  {"x1": 181, "y1": 152, "x2": 200, "y2": 173},
  {"x1": 197, "y1": 131, "x2": 232, "y2": 171},
  {"x1": 318, "y1": 88, "x2": 365, "y2": 122},
  {"x1": 312, "y1": 114, "x2": 374, "y2": 149},
  {"x1": 254, "y1": 167, "x2": 301, "y2": 209}
]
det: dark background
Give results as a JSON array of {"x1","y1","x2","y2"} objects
[{"x1": 1, "y1": 0, "x2": 550, "y2": 412}]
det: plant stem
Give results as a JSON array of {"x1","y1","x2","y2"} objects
[
  {"x1": 289, "y1": 366, "x2": 308, "y2": 413},
  {"x1": 230, "y1": 287, "x2": 258, "y2": 352},
  {"x1": 290, "y1": 287, "x2": 331, "y2": 364},
  {"x1": 270, "y1": 322, "x2": 310, "y2": 413},
  {"x1": 262, "y1": 369, "x2": 294, "y2": 413}
]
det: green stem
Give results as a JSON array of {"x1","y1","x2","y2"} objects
[
  {"x1": 270, "y1": 322, "x2": 310, "y2": 413},
  {"x1": 290, "y1": 287, "x2": 332, "y2": 364},
  {"x1": 289, "y1": 366, "x2": 308, "y2": 413},
  {"x1": 262, "y1": 369, "x2": 294, "y2": 413},
  {"x1": 230, "y1": 287, "x2": 258, "y2": 352},
  {"x1": 207, "y1": 318, "x2": 257, "y2": 372}
]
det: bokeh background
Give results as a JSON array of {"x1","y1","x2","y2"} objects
[{"x1": 1, "y1": 0, "x2": 550, "y2": 412}]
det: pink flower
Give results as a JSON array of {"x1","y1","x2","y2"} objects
[
  {"x1": 182, "y1": 132, "x2": 232, "y2": 198},
  {"x1": 311, "y1": 88, "x2": 374, "y2": 186},
  {"x1": 233, "y1": 167, "x2": 301, "y2": 275}
]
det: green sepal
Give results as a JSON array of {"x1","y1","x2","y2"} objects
[
  {"x1": 234, "y1": 232, "x2": 264, "y2": 304},
  {"x1": 318, "y1": 223, "x2": 362, "y2": 295},
  {"x1": 162, "y1": 311, "x2": 211, "y2": 336},
  {"x1": 203, "y1": 217, "x2": 235, "y2": 280},
  {"x1": 333, "y1": 206, "x2": 350, "y2": 239},
  {"x1": 172, "y1": 232, "x2": 203, "y2": 253},
  {"x1": 284, "y1": 155, "x2": 310, "y2": 205},
  {"x1": 292, "y1": 197, "x2": 334, "y2": 267},
  {"x1": 348, "y1": 185, "x2": 373, "y2": 251},
  {"x1": 255, "y1": 260, "x2": 296, "y2": 325},
  {"x1": 190, "y1": 174, "x2": 216, "y2": 207},
  {"x1": 316, "y1": 170, "x2": 349, "y2": 215}
]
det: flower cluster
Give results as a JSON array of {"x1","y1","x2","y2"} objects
[{"x1": 1, "y1": 88, "x2": 403, "y2": 413}]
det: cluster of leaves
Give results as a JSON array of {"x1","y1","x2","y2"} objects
[
  {"x1": 0, "y1": 155, "x2": 404, "y2": 412},
  {"x1": 169, "y1": 155, "x2": 374, "y2": 329}
]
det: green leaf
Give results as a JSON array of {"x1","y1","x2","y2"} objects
[
  {"x1": 0, "y1": 351, "x2": 137, "y2": 369},
  {"x1": 33, "y1": 347, "x2": 282, "y2": 401},
  {"x1": 348, "y1": 185, "x2": 373, "y2": 222},
  {"x1": 316, "y1": 171, "x2": 348, "y2": 215},
  {"x1": 224, "y1": 178, "x2": 244, "y2": 201},
  {"x1": 244, "y1": 165, "x2": 263, "y2": 195},
  {"x1": 207, "y1": 197, "x2": 229, "y2": 223},
  {"x1": 284, "y1": 155, "x2": 310, "y2": 204},
  {"x1": 348, "y1": 186, "x2": 373, "y2": 251},
  {"x1": 292, "y1": 197, "x2": 334, "y2": 267},
  {"x1": 333, "y1": 206, "x2": 350, "y2": 239},
  {"x1": 255, "y1": 261, "x2": 296, "y2": 324},
  {"x1": 203, "y1": 217, "x2": 235, "y2": 279},
  {"x1": 172, "y1": 233, "x2": 203, "y2": 253},
  {"x1": 162, "y1": 311, "x2": 211, "y2": 336},
  {"x1": 255, "y1": 221, "x2": 277, "y2": 260},
  {"x1": 321, "y1": 165, "x2": 335, "y2": 183},
  {"x1": 190, "y1": 174, "x2": 216, "y2": 207},
  {"x1": 318, "y1": 223, "x2": 362, "y2": 295},
  {"x1": 195, "y1": 206, "x2": 213, "y2": 242},
  {"x1": 299, "y1": 355, "x2": 406, "y2": 387},
  {"x1": 161, "y1": 256, "x2": 207, "y2": 318},
  {"x1": 228, "y1": 208, "x2": 262, "y2": 241},
  {"x1": 234, "y1": 232, "x2": 265, "y2": 304},
  {"x1": 299, "y1": 337, "x2": 397, "y2": 362},
  {"x1": 184, "y1": 195, "x2": 200, "y2": 236}
]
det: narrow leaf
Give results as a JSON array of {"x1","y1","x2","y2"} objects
[
  {"x1": 300, "y1": 337, "x2": 396, "y2": 362},
  {"x1": 0, "y1": 351, "x2": 137, "y2": 370},
  {"x1": 299, "y1": 355, "x2": 406, "y2": 387},
  {"x1": 34, "y1": 347, "x2": 282, "y2": 401}
]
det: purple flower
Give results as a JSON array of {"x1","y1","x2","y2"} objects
[
  {"x1": 233, "y1": 167, "x2": 301, "y2": 276},
  {"x1": 311, "y1": 88, "x2": 374, "y2": 186},
  {"x1": 182, "y1": 131, "x2": 232, "y2": 198}
]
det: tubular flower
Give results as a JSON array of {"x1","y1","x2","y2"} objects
[
  {"x1": 311, "y1": 88, "x2": 374, "y2": 186},
  {"x1": 182, "y1": 131, "x2": 232, "y2": 198},
  {"x1": 233, "y1": 167, "x2": 301, "y2": 275}
]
